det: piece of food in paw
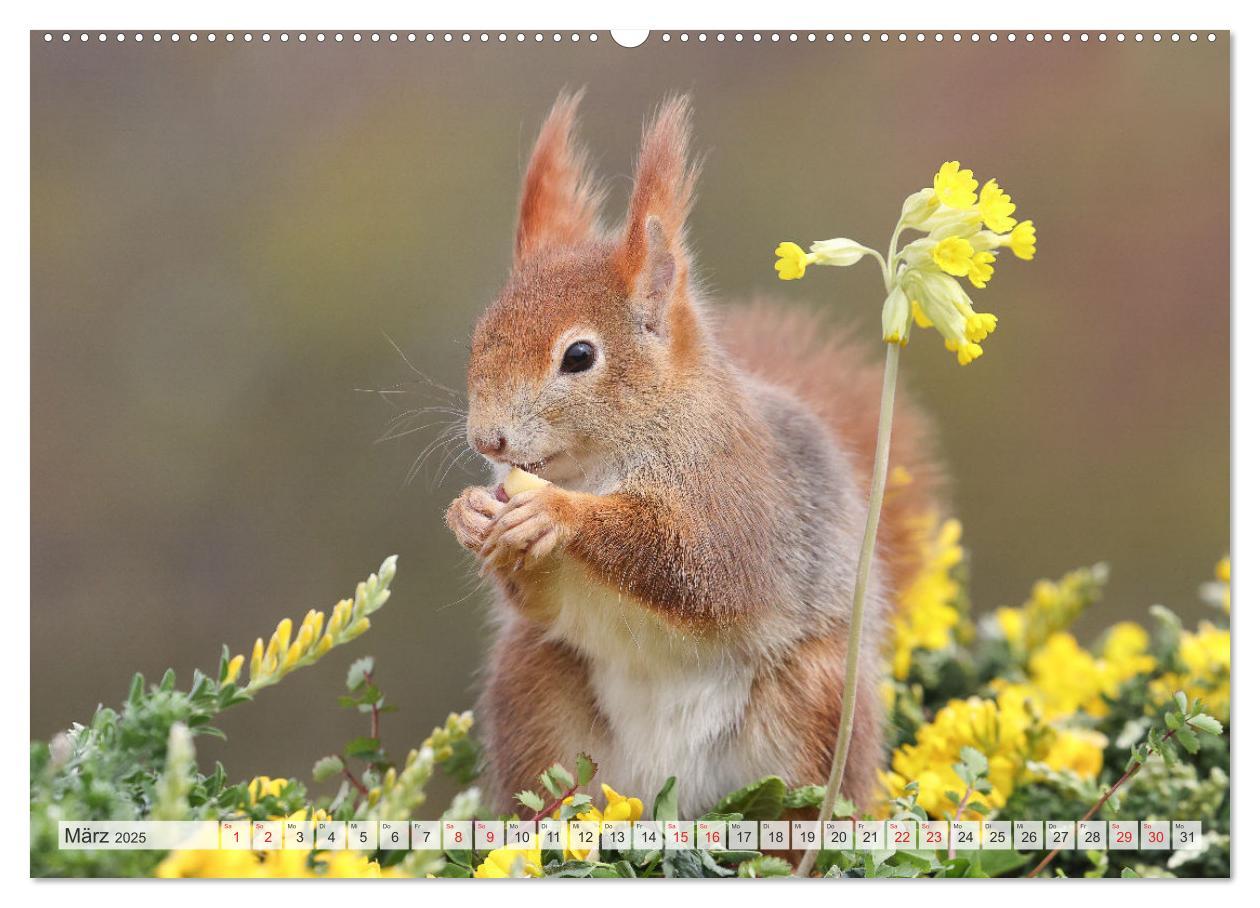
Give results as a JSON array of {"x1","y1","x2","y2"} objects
[{"x1": 503, "y1": 466, "x2": 551, "y2": 498}]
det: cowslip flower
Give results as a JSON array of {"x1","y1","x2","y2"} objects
[
  {"x1": 775, "y1": 237, "x2": 876, "y2": 281},
  {"x1": 776, "y1": 161, "x2": 1037, "y2": 365}
]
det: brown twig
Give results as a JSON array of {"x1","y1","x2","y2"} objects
[
  {"x1": 531, "y1": 783, "x2": 580, "y2": 822},
  {"x1": 1026, "y1": 727, "x2": 1177, "y2": 877},
  {"x1": 343, "y1": 767, "x2": 370, "y2": 798}
]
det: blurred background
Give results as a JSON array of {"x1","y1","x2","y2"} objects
[{"x1": 31, "y1": 33, "x2": 1228, "y2": 809}]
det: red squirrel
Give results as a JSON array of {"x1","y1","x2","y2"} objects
[{"x1": 445, "y1": 93, "x2": 942, "y2": 818}]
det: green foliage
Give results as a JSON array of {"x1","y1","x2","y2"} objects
[{"x1": 30, "y1": 552, "x2": 1230, "y2": 879}]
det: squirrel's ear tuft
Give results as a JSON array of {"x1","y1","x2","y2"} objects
[
  {"x1": 515, "y1": 90, "x2": 605, "y2": 264},
  {"x1": 615, "y1": 96, "x2": 698, "y2": 295}
]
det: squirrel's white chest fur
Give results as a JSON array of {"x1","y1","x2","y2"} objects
[{"x1": 534, "y1": 560, "x2": 789, "y2": 814}]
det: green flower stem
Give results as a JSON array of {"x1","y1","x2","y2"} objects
[{"x1": 796, "y1": 341, "x2": 901, "y2": 878}]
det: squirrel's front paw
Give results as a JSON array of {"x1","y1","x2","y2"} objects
[
  {"x1": 446, "y1": 486, "x2": 503, "y2": 553},
  {"x1": 479, "y1": 487, "x2": 570, "y2": 572}
]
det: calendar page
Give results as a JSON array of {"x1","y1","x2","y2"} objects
[{"x1": 27, "y1": 14, "x2": 1231, "y2": 883}]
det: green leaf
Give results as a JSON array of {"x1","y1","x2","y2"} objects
[
  {"x1": 344, "y1": 736, "x2": 384, "y2": 761},
  {"x1": 346, "y1": 656, "x2": 374, "y2": 691},
  {"x1": 652, "y1": 776, "x2": 679, "y2": 822},
  {"x1": 1174, "y1": 727, "x2": 1200, "y2": 753},
  {"x1": 128, "y1": 673, "x2": 145, "y2": 705},
  {"x1": 1186, "y1": 714, "x2": 1223, "y2": 736},
  {"x1": 312, "y1": 755, "x2": 345, "y2": 782},
  {"x1": 1174, "y1": 691, "x2": 1189, "y2": 714},
  {"x1": 709, "y1": 776, "x2": 787, "y2": 821},
  {"x1": 738, "y1": 855, "x2": 792, "y2": 878},
  {"x1": 783, "y1": 784, "x2": 824, "y2": 809},
  {"x1": 516, "y1": 790, "x2": 545, "y2": 812},
  {"x1": 977, "y1": 849, "x2": 1029, "y2": 877},
  {"x1": 575, "y1": 752, "x2": 597, "y2": 786}
]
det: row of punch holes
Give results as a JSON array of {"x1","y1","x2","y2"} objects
[{"x1": 42, "y1": 31, "x2": 1218, "y2": 46}]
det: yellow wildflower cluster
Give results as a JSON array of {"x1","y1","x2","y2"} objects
[
  {"x1": 156, "y1": 777, "x2": 402, "y2": 878},
  {"x1": 226, "y1": 556, "x2": 396, "y2": 694},
  {"x1": 775, "y1": 162, "x2": 1036, "y2": 365},
  {"x1": 1151, "y1": 621, "x2": 1231, "y2": 722},
  {"x1": 890, "y1": 516, "x2": 964, "y2": 679},
  {"x1": 423, "y1": 711, "x2": 475, "y2": 762},
  {"x1": 543, "y1": 784, "x2": 645, "y2": 862},
  {"x1": 1000, "y1": 625, "x2": 1156, "y2": 720},
  {"x1": 882, "y1": 687, "x2": 1103, "y2": 818},
  {"x1": 474, "y1": 846, "x2": 544, "y2": 878},
  {"x1": 994, "y1": 564, "x2": 1107, "y2": 658}
]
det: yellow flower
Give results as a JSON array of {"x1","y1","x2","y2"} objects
[
  {"x1": 889, "y1": 517, "x2": 963, "y2": 679},
  {"x1": 931, "y1": 237, "x2": 976, "y2": 277},
  {"x1": 933, "y1": 161, "x2": 979, "y2": 209},
  {"x1": 223, "y1": 654, "x2": 244, "y2": 685},
  {"x1": 998, "y1": 565, "x2": 1107, "y2": 656},
  {"x1": 600, "y1": 783, "x2": 644, "y2": 823},
  {"x1": 1150, "y1": 622, "x2": 1230, "y2": 722},
  {"x1": 967, "y1": 251, "x2": 996, "y2": 289},
  {"x1": 965, "y1": 312, "x2": 997, "y2": 342},
  {"x1": 156, "y1": 803, "x2": 403, "y2": 878},
  {"x1": 882, "y1": 687, "x2": 1041, "y2": 818},
  {"x1": 474, "y1": 846, "x2": 543, "y2": 879},
  {"x1": 774, "y1": 241, "x2": 814, "y2": 280},
  {"x1": 1005, "y1": 220, "x2": 1037, "y2": 260},
  {"x1": 978, "y1": 179, "x2": 1017, "y2": 233},
  {"x1": 1042, "y1": 728, "x2": 1106, "y2": 779},
  {"x1": 1024, "y1": 626, "x2": 1155, "y2": 719},
  {"x1": 247, "y1": 776, "x2": 288, "y2": 803}
]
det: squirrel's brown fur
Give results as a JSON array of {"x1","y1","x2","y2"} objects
[{"x1": 444, "y1": 93, "x2": 944, "y2": 818}]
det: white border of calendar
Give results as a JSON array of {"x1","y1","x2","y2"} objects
[{"x1": 5, "y1": 0, "x2": 1247, "y2": 901}]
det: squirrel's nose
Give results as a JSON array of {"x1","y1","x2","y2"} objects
[{"x1": 474, "y1": 432, "x2": 508, "y2": 458}]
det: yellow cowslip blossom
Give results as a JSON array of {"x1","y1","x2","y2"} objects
[
  {"x1": 978, "y1": 179, "x2": 1017, "y2": 233},
  {"x1": 933, "y1": 161, "x2": 979, "y2": 210},
  {"x1": 474, "y1": 846, "x2": 544, "y2": 879},
  {"x1": 775, "y1": 242, "x2": 812, "y2": 280},
  {"x1": 1150, "y1": 622, "x2": 1230, "y2": 722},
  {"x1": 775, "y1": 161, "x2": 1034, "y2": 364},
  {"x1": 968, "y1": 252, "x2": 996, "y2": 289},
  {"x1": 775, "y1": 238, "x2": 875, "y2": 281},
  {"x1": 1006, "y1": 220, "x2": 1037, "y2": 260},
  {"x1": 931, "y1": 236, "x2": 975, "y2": 277},
  {"x1": 889, "y1": 516, "x2": 964, "y2": 679}
]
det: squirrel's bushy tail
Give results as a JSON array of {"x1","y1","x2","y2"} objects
[{"x1": 718, "y1": 302, "x2": 947, "y2": 600}]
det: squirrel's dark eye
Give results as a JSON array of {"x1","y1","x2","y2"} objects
[{"x1": 560, "y1": 341, "x2": 597, "y2": 374}]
